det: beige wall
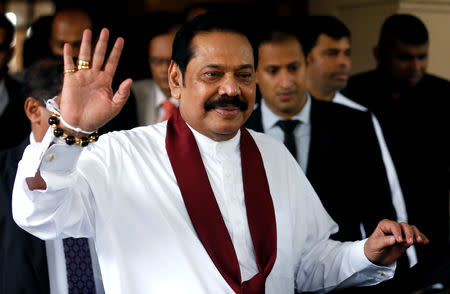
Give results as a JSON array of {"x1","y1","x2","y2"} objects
[{"x1": 308, "y1": 0, "x2": 450, "y2": 80}]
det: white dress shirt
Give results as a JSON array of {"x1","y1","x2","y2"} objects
[
  {"x1": 13, "y1": 122, "x2": 394, "y2": 293},
  {"x1": 261, "y1": 94, "x2": 312, "y2": 171},
  {"x1": 0, "y1": 79, "x2": 8, "y2": 117},
  {"x1": 333, "y1": 91, "x2": 417, "y2": 267},
  {"x1": 27, "y1": 133, "x2": 105, "y2": 294},
  {"x1": 131, "y1": 79, "x2": 178, "y2": 126}
]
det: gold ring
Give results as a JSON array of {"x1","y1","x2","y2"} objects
[
  {"x1": 77, "y1": 60, "x2": 90, "y2": 70},
  {"x1": 64, "y1": 68, "x2": 77, "y2": 74}
]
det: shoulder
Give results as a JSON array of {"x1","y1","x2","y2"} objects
[{"x1": 421, "y1": 73, "x2": 450, "y2": 89}]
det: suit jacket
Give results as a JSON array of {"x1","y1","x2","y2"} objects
[
  {"x1": 0, "y1": 138, "x2": 50, "y2": 294},
  {"x1": 245, "y1": 97, "x2": 396, "y2": 241},
  {"x1": 0, "y1": 75, "x2": 31, "y2": 152},
  {"x1": 343, "y1": 70, "x2": 449, "y2": 261}
]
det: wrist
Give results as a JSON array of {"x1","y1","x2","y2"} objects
[{"x1": 49, "y1": 113, "x2": 99, "y2": 146}]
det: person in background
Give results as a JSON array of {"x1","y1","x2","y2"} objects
[
  {"x1": 49, "y1": 7, "x2": 92, "y2": 58},
  {"x1": 0, "y1": 14, "x2": 29, "y2": 151},
  {"x1": 246, "y1": 18, "x2": 397, "y2": 244},
  {"x1": 0, "y1": 57, "x2": 104, "y2": 294},
  {"x1": 131, "y1": 12, "x2": 181, "y2": 125},
  {"x1": 299, "y1": 14, "x2": 416, "y2": 280},
  {"x1": 343, "y1": 13, "x2": 449, "y2": 267}
]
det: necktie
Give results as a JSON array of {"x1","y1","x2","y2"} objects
[
  {"x1": 63, "y1": 237, "x2": 96, "y2": 294},
  {"x1": 161, "y1": 99, "x2": 176, "y2": 122},
  {"x1": 276, "y1": 120, "x2": 300, "y2": 160}
]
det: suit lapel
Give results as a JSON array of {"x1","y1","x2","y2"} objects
[
  {"x1": 306, "y1": 98, "x2": 333, "y2": 178},
  {"x1": 244, "y1": 104, "x2": 264, "y2": 133}
]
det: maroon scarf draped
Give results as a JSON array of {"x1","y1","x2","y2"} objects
[{"x1": 165, "y1": 109, "x2": 277, "y2": 293}]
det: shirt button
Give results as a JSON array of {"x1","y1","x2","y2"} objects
[
  {"x1": 378, "y1": 271, "x2": 386, "y2": 277},
  {"x1": 48, "y1": 153, "x2": 55, "y2": 161}
]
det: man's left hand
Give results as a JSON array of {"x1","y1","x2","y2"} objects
[{"x1": 364, "y1": 219, "x2": 429, "y2": 266}]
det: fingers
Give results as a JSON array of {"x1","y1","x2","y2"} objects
[
  {"x1": 112, "y1": 78, "x2": 132, "y2": 107},
  {"x1": 104, "y1": 37, "x2": 125, "y2": 78},
  {"x1": 78, "y1": 29, "x2": 92, "y2": 64},
  {"x1": 92, "y1": 28, "x2": 109, "y2": 70},
  {"x1": 63, "y1": 44, "x2": 75, "y2": 72},
  {"x1": 380, "y1": 219, "x2": 404, "y2": 243},
  {"x1": 379, "y1": 219, "x2": 429, "y2": 245}
]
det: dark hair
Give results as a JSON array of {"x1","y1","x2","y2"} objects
[
  {"x1": 299, "y1": 15, "x2": 351, "y2": 56},
  {"x1": 22, "y1": 57, "x2": 64, "y2": 105},
  {"x1": 144, "y1": 12, "x2": 182, "y2": 50},
  {"x1": 0, "y1": 14, "x2": 14, "y2": 50},
  {"x1": 254, "y1": 17, "x2": 300, "y2": 51},
  {"x1": 378, "y1": 14, "x2": 428, "y2": 53},
  {"x1": 171, "y1": 13, "x2": 256, "y2": 78}
]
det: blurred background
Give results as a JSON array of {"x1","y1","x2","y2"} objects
[{"x1": 1, "y1": 0, "x2": 449, "y2": 80}]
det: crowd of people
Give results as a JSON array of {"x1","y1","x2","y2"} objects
[{"x1": 0, "y1": 2, "x2": 448, "y2": 294}]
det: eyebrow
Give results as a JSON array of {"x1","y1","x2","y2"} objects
[{"x1": 203, "y1": 64, "x2": 254, "y2": 70}]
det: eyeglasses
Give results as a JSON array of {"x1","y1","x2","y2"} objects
[{"x1": 149, "y1": 57, "x2": 171, "y2": 66}]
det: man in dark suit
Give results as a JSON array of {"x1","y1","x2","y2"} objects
[
  {"x1": 343, "y1": 14, "x2": 449, "y2": 264},
  {"x1": 245, "y1": 20, "x2": 396, "y2": 242},
  {"x1": 0, "y1": 57, "x2": 104, "y2": 293},
  {"x1": 0, "y1": 14, "x2": 30, "y2": 151}
]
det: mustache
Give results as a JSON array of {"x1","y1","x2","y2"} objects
[{"x1": 204, "y1": 95, "x2": 249, "y2": 111}]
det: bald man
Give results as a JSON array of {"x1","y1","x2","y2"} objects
[{"x1": 49, "y1": 8, "x2": 92, "y2": 57}]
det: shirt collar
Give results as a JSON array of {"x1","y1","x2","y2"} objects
[
  {"x1": 260, "y1": 92, "x2": 311, "y2": 131},
  {"x1": 187, "y1": 123, "x2": 240, "y2": 159}
]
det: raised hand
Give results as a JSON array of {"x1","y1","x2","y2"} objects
[
  {"x1": 364, "y1": 219, "x2": 429, "y2": 266},
  {"x1": 60, "y1": 28, "x2": 132, "y2": 133}
]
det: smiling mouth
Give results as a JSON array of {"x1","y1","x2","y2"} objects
[{"x1": 213, "y1": 105, "x2": 241, "y2": 117}]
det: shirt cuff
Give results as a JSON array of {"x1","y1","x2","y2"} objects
[
  {"x1": 350, "y1": 239, "x2": 396, "y2": 282},
  {"x1": 38, "y1": 127, "x2": 83, "y2": 175}
]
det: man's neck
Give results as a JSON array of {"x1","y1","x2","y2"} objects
[{"x1": 306, "y1": 85, "x2": 336, "y2": 102}]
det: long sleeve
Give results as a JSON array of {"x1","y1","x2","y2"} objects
[
  {"x1": 271, "y1": 140, "x2": 395, "y2": 292},
  {"x1": 12, "y1": 128, "x2": 98, "y2": 239}
]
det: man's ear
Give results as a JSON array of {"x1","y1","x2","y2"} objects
[
  {"x1": 168, "y1": 61, "x2": 183, "y2": 100},
  {"x1": 24, "y1": 97, "x2": 41, "y2": 123}
]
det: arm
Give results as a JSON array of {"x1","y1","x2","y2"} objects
[
  {"x1": 290, "y1": 157, "x2": 428, "y2": 292},
  {"x1": 12, "y1": 28, "x2": 131, "y2": 239}
]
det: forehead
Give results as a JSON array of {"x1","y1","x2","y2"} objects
[
  {"x1": 316, "y1": 34, "x2": 350, "y2": 48},
  {"x1": 392, "y1": 40, "x2": 428, "y2": 55},
  {"x1": 258, "y1": 39, "x2": 304, "y2": 65},
  {"x1": 149, "y1": 33, "x2": 175, "y2": 55},
  {"x1": 189, "y1": 31, "x2": 254, "y2": 69}
]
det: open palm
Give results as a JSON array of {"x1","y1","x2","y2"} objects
[{"x1": 60, "y1": 28, "x2": 132, "y2": 133}]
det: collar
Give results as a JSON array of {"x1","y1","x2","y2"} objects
[
  {"x1": 155, "y1": 82, "x2": 179, "y2": 107},
  {"x1": 187, "y1": 123, "x2": 240, "y2": 159},
  {"x1": 261, "y1": 93, "x2": 311, "y2": 131}
]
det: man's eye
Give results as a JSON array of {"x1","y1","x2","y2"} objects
[
  {"x1": 288, "y1": 65, "x2": 298, "y2": 72},
  {"x1": 238, "y1": 73, "x2": 252, "y2": 79},
  {"x1": 205, "y1": 72, "x2": 217, "y2": 77},
  {"x1": 267, "y1": 68, "x2": 278, "y2": 75}
]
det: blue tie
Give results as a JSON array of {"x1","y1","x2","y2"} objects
[{"x1": 63, "y1": 237, "x2": 96, "y2": 294}]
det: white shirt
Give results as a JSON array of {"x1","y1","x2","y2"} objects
[
  {"x1": 261, "y1": 94, "x2": 311, "y2": 171},
  {"x1": 0, "y1": 79, "x2": 8, "y2": 117},
  {"x1": 333, "y1": 92, "x2": 417, "y2": 267},
  {"x1": 13, "y1": 123, "x2": 394, "y2": 293},
  {"x1": 27, "y1": 133, "x2": 105, "y2": 294},
  {"x1": 131, "y1": 79, "x2": 178, "y2": 125}
]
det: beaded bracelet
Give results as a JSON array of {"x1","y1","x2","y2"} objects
[{"x1": 48, "y1": 113, "x2": 99, "y2": 147}]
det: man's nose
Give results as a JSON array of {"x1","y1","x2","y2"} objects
[
  {"x1": 279, "y1": 70, "x2": 293, "y2": 88},
  {"x1": 218, "y1": 74, "x2": 241, "y2": 96},
  {"x1": 410, "y1": 58, "x2": 421, "y2": 71},
  {"x1": 338, "y1": 54, "x2": 351, "y2": 69}
]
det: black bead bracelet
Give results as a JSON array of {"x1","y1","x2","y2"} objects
[{"x1": 48, "y1": 113, "x2": 99, "y2": 147}]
